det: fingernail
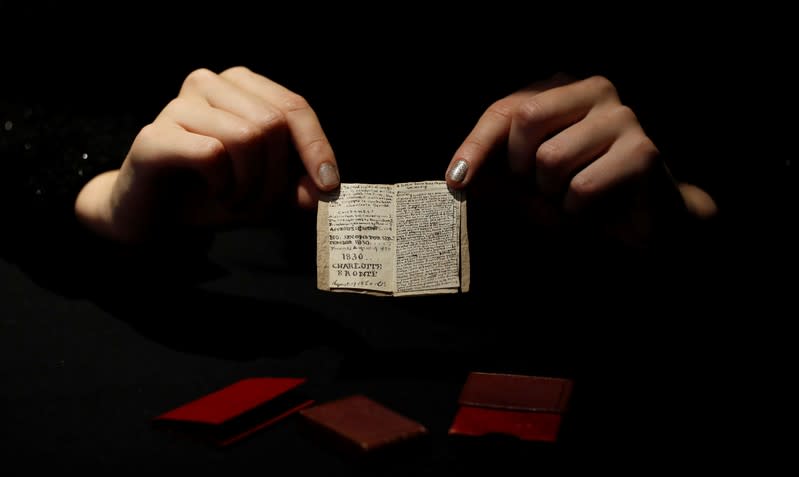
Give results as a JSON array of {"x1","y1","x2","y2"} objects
[
  {"x1": 448, "y1": 159, "x2": 469, "y2": 183},
  {"x1": 318, "y1": 162, "x2": 340, "y2": 188}
]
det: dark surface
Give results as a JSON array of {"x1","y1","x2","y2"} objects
[{"x1": 1, "y1": 7, "x2": 788, "y2": 474}]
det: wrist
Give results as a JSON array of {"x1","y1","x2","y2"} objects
[{"x1": 75, "y1": 169, "x2": 123, "y2": 241}]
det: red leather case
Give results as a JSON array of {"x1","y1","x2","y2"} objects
[
  {"x1": 449, "y1": 372, "x2": 573, "y2": 443},
  {"x1": 153, "y1": 377, "x2": 313, "y2": 446}
]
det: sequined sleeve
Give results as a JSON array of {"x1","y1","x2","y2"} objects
[
  {"x1": 0, "y1": 99, "x2": 147, "y2": 290},
  {"x1": 1, "y1": 100, "x2": 139, "y2": 229},
  {"x1": 1, "y1": 99, "x2": 217, "y2": 294}
]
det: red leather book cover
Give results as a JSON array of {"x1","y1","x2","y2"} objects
[
  {"x1": 153, "y1": 377, "x2": 313, "y2": 446},
  {"x1": 449, "y1": 372, "x2": 573, "y2": 443}
]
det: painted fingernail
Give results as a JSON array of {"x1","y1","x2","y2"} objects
[
  {"x1": 448, "y1": 159, "x2": 469, "y2": 183},
  {"x1": 318, "y1": 162, "x2": 340, "y2": 188}
]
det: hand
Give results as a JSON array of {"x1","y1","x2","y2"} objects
[
  {"x1": 445, "y1": 74, "x2": 716, "y2": 247},
  {"x1": 75, "y1": 66, "x2": 340, "y2": 243}
]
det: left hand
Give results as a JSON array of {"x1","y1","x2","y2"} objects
[{"x1": 445, "y1": 74, "x2": 716, "y2": 247}]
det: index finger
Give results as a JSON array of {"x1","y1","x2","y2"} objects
[
  {"x1": 220, "y1": 66, "x2": 340, "y2": 191},
  {"x1": 446, "y1": 74, "x2": 571, "y2": 189},
  {"x1": 446, "y1": 99, "x2": 514, "y2": 188}
]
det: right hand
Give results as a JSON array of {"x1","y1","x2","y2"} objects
[
  {"x1": 444, "y1": 74, "x2": 717, "y2": 247},
  {"x1": 75, "y1": 66, "x2": 340, "y2": 243}
]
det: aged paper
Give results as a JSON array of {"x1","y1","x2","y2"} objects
[
  {"x1": 326, "y1": 183, "x2": 394, "y2": 293},
  {"x1": 317, "y1": 181, "x2": 469, "y2": 296}
]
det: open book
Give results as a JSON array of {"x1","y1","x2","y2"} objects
[{"x1": 317, "y1": 181, "x2": 469, "y2": 296}]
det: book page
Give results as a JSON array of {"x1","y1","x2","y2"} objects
[
  {"x1": 317, "y1": 181, "x2": 469, "y2": 296},
  {"x1": 394, "y1": 181, "x2": 461, "y2": 294},
  {"x1": 325, "y1": 184, "x2": 395, "y2": 293}
]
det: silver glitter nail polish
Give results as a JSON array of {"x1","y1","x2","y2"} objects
[
  {"x1": 448, "y1": 160, "x2": 468, "y2": 182},
  {"x1": 319, "y1": 162, "x2": 340, "y2": 187}
]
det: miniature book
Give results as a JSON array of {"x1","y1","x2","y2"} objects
[{"x1": 317, "y1": 181, "x2": 469, "y2": 296}]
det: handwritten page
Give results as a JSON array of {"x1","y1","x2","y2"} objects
[
  {"x1": 326, "y1": 184, "x2": 394, "y2": 293},
  {"x1": 317, "y1": 181, "x2": 469, "y2": 296}
]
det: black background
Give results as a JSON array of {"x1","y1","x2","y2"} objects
[{"x1": 1, "y1": 4, "x2": 790, "y2": 474}]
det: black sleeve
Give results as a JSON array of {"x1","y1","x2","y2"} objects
[
  {"x1": 1, "y1": 98, "x2": 137, "y2": 229},
  {"x1": 0, "y1": 98, "x2": 126, "y2": 286},
  {"x1": 0, "y1": 97, "x2": 221, "y2": 298}
]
